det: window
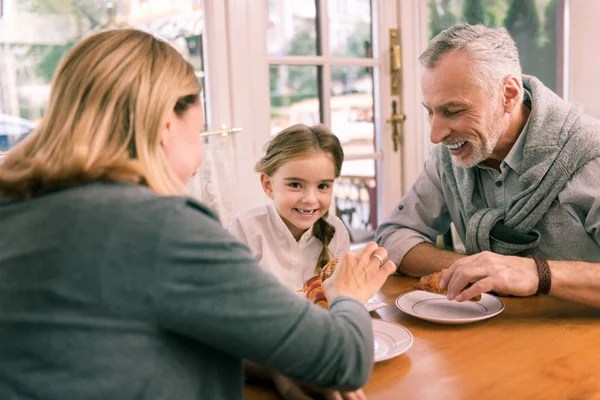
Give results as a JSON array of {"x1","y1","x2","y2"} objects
[
  {"x1": 0, "y1": 0, "x2": 206, "y2": 151},
  {"x1": 267, "y1": 0, "x2": 386, "y2": 244}
]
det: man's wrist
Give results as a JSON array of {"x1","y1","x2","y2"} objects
[{"x1": 534, "y1": 258, "x2": 552, "y2": 295}]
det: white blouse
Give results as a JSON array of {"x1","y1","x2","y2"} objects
[{"x1": 228, "y1": 202, "x2": 350, "y2": 291}]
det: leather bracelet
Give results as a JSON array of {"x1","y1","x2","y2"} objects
[{"x1": 534, "y1": 258, "x2": 552, "y2": 295}]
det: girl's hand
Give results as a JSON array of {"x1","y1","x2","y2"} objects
[
  {"x1": 272, "y1": 372, "x2": 312, "y2": 400},
  {"x1": 272, "y1": 373, "x2": 369, "y2": 400},
  {"x1": 324, "y1": 242, "x2": 395, "y2": 304},
  {"x1": 323, "y1": 388, "x2": 368, "y2": 400}
]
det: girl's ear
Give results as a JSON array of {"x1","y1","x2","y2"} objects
[{"x1": 260, "y1": 174, "x2": 274, "y2": 199}]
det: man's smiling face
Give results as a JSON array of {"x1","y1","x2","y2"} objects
[{"x1": 421, "y1": 50, "x2": 506, "y2": 168}]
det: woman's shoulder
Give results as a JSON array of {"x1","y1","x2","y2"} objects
[{"x1": 75, "y1": 181, "x2": 222, "y2": 226}]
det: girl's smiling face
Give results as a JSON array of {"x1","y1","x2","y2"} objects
[{"x1": 261, "y1": 151, "x2": 336, "y2": 241}]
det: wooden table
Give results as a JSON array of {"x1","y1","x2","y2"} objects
[{"x1": 245, "y1": 275, "x2": 600, "y2": 400}]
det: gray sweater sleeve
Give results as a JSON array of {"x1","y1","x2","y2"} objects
[
  {"x1": 152, "y1": 199, "x2": 374, "y2": 390},
  {"x1": 375, "y1": 149, "x2": 453, "y2": 265}
]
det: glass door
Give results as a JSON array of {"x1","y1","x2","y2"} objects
[{"x1": 261, "y1": 0, "x2": 404, "y2": 244}]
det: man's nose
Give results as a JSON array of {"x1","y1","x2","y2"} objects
[{"x1": 429, "y1": 116, "x2": 451, "y2": 144}]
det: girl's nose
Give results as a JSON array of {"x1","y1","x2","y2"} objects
[{"x1": 302, "y1": 189, "x2": 317, "y2": 204}]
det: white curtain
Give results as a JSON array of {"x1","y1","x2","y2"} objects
[{"x1": 186, "y1": 133, "x2": 238, "y2": 227}]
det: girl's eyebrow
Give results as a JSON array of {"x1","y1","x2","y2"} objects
[{"x1": 283, "y1": 177, "x2": 334, "y2": 183}]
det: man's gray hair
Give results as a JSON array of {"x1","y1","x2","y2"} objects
[{"x1": 420, "y1": 24, "x2": 522, "y2": 92}]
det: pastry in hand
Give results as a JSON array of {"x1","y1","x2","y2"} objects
[
  {"x1": 303, "y1": 276, "x2": 329, "y2": 309},
  {"x1": 320, "y1": 258, "x2": 339, "y2": 282},
  {"x1": 414, "y1": 268, "x2": 481, "y2": 302},
  {"x1": 302, "y1": 258, "x2": 340, "y2": 309}
]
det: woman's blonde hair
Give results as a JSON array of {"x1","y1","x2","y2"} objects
[
  {"x1": 256, "y1": 124, "x2": 344, "y2": 273},
  {"x1": 0, "y1": 28, "x2": 201, "y2": 198}
]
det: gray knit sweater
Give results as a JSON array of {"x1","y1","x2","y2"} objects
[
  {"x1": 0, "y1": 182, "x2": 373, "y2": 399},
  {"x1": 440, "y1": 76, "x2": 600, "y2": 255}
]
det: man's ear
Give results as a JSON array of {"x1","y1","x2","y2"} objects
[
  {"x1": 260, "y1": 174, "x2": 274, "y2": 199},
  {"x1": 502, "y1": 75, "x2": 522, "y2": 113}
]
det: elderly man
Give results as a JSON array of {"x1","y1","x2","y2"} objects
[{"x1": 376, "y1": 24, "x2": 600, "y2": 308}]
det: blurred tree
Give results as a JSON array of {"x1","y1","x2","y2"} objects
[
  {"x1": 268, "y1": 26, "x2": 318, "y2": 108},
  {"x1": 288, "y1": 27, "x2": 316, "y2": 56},
  {"x1": 15, "y1": 0, "x2": 112, "y2": 84},
  {"x1": 34, "y1": 42, "x2": 76, "y2": 82},
  {"x1": 280, "y1": 21, "x2": 372, "y2": 102},
  {"x1": 270, "y1": 66, "x2": 279, "y2": 94},
  {"x1": 504, "y1": 0, "x2": 541, "y2": 77},
  {"x1": 464, "y1": 0, "x2": 486, "y2": 25},
  {"x1": 331, "y1": 22, "x2": 371, "y2": 94},
  {"x1": 486, "y1": 11, "x2": 497, "y2": 27},
  {"x1": 286, "y1": 28, "x2": 318, "y2": 100},
  {"x1": 539, "y1": 0, "x2": 559, "y2": 93},
  {"x1": 429, "y1": 0, "x2": 457, "y2": 39}
]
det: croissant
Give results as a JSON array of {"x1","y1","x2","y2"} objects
[
  {"x1": 303, "y1": 276, "x2": 329, "y2": 309},
  {"x1": 302, "y1": 259, "x2": 339, "y2": 309},
  {"x1": 414, "y1": 268, "x2": 481, "y2": 302},
  {"x1": 320, "y1": 258, "x2": 338, "y2": 282}
]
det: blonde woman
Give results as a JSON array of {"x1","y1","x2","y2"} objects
[{"x1": 0, "y1": 29, "x2": 395, "y2": 399}]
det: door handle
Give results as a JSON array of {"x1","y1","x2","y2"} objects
[
  {"x1": 389, "y1": 28, "x2": 402, "y2": 96},
  {"x1": 386, "y1": 100, "x2": 406, "y2": 152}
]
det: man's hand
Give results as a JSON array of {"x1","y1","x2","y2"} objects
[{"x1": 439, "y1": 251, "x2": 538, "y2": 301}]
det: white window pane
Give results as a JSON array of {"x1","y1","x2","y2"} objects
[
  {"x1": 269, "y1": 64, "x2": 321, "y2": 135},
  {"x1": 330, "y1": 66, "x2": 374, "y2": 155},
  {"x1": 335, "y1": 160, "x2": 377, "y2": 244},
  {"x1": 328, "y1": 0, "x2": 373, "y2": 58},
  {"x1": 268, "y1": 0, "x2": 318, "y2": 56}
]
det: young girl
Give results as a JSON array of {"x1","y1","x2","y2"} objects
[
  {"x1": 230, "y1": 123, "x2": 362, "y2": 399},
  {"x1": 229, "y1": 123, "x2": 349, "y2": 292}
]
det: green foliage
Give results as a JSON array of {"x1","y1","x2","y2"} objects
[
  {"x1": 34, "y1": 42, "x2": 75, "y2": 83},
  {"x1": 13, "y1": 0, "x2": 117, "y2": 84},
  {"x1": 429, "y1": 0, "x2": 457, "y2": 39},
  {"x1": 15, "y1": 0, "x2": 75, "y2": 14},
  {"x1": 288, "y1": 28, "x2": 316, "y2": 56},
  {"x1": 484, "y1": 0, "x2": 510, "y2": 27},
  {"x1": 464, "y1": 0, "x2": 486, "y2": 25},
  {"x1": 486, "y1": 11, "x2": 497, "y2": 27},
  {"x1": 426, "y1": 0, "x2": 559, "y2": 94},
  {"x1": 504, "y1": 0, "x2": 541, "y2": 77},
  {"x1": 538, "y1": 0, "x2": 559, "y2": 92},
  {"x1": 331, "y1": 22, "x2": 372, "y2": 88}
]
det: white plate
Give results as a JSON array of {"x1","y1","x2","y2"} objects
[
  {"x1": 365, "y1": 297, "x2": 388, "y2": 312},
  {"x1": 372, "y1": 319, "x2": 413, "y2": 362},
  {"x1": 395, "y1": 290, "x2": 505, "y2": 325}
]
